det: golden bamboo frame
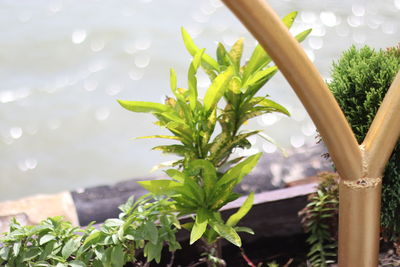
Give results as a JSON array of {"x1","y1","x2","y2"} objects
[{"x1": 221, "y1": 0, "x2": 400, "y2": 266}]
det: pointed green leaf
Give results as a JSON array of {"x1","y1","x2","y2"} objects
[
  {"x1": 188, "y1": 49, "x2": 204, "y2": 110},
  {"x1": 111, "y1": 245, "x2": 125, "y2": 267},
  {"x1": 189, "y1": 160, "x2": 217, "y2": 199},
  {"x1": 210, "y1": 131, "x2": 259, "y2": 164},
  {"x1": 179, "y1": 177, "x2": 205, "y2": 203},
  {"x1": 282, "y1": 11, "x2": 298, "y2": 29},
  {"x1": 229, "y1": 38, "x2": 244, "y2": 71},
  {"x1": 235, "y1": 226, "x2": 255, "y2": 235},
  {"x1": 82, "y1": 231, "x2": 102, "y2": 249},
  {"x1": 152, "y1": 145, "x2": 192, "y2": 156},
  {"x1": 216, "y1": 42, "x2": 230, "y2": 67},
  {"x1": 39, "y1": 234, "x2": 55, "y2": 245},
  {"x1": 144, "y1": 241, "x2": 163, "y2": 263},
  {"x1": 256, "y1": 98, "x2": 290, "y2": 116},
  {"x1": 190, "y1": 208, "x2": 209, "y2": 244},
  {"x1": 137, "y1": 180, "x2": 180, "y2": 195},
  {"x1": 210, "y1": 180, "x2": 238, "y2": 210},
  {"x1": 229, "y1": 76, "x2": 242, "y2": 94},
  {"x1": 217, "y1": 152, "x2": 262, "y2": 186},
  {"x1": 62, "y1": 238, "x2": 81, "y2": 259},
  {"x1": 22, "y1": 247, "x2": 41, "y2": 262},
  {"x1": 227, "y1": 192, "x2": 254, "y2": 227},
  {"x1": 209, "y1": 220, "x2": 241, "y2": 247},
  {"x1": 170, "y1": 68, "x2": 177, "y2": 93},
  {"x1": 134, "y1": 135, "x2": 181, "y2": 141},
  {"x1": 243, "y1": 66, "x2": 278, "y2": 94},
  {"x1": 242, "y1": 45, "x2": 271, "y2": 83},
  {"x1": 144, "y1": 221, "x2": 158, "y2": 245},
  {"x1": 204, "y1": 66, "x2": 234, "y2": 113},
  {"x1": 157, "y1": 107, "x2": 185, "y2": 122},
  {"x1": 39, "y1": 241, "x2": 55, "y2": 261},
  {"x1": 295, "y1": 28, "x2": 312, "y2": 42},
  {"x1": 181, "y1": 27, "x2": 220, "y2": 72},
  {"x1": 117, "y1": 100, "x2": 169, "y2": 113},
  {"x1": 165, "y1": 169, "x2": 185, "y2": 182}
]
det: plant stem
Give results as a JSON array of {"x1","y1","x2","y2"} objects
[{"x1": 240, "y1": 248, "x2": 256, "y2": 267}]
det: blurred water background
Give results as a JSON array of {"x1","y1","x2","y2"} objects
[{"x1": 0, "y1": 0, "x2": 399, "y2": 201}]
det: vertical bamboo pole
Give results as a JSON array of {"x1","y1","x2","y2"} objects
[
  {"x1": 338, "y1": 181, "x2": 382, "y2": 266},
  {"x1": 339, "y1": 72, "x2": 400, "y2": 266}
]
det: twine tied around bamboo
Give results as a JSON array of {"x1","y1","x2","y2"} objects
[{"x1": 343, "y1": 145, "x2": 382, "y2": 189}]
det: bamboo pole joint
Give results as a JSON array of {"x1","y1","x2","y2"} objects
[{"x1": 342, "y1": 145, "x2": 382, "y2": 189}]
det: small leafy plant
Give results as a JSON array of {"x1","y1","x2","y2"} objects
[
  {"x1": 118, "y1": 11, "x2": 310, "y2": 264},
  {"x1": 299, "y1": 172, "x2": 339, "y2": 267},
  {"x1": 0, "y1": 195, "x2": 180, "y2": 267}
]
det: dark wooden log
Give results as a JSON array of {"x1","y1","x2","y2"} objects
[{"x1": 71, "y1": 180, "x2": 148, "y2": 226}]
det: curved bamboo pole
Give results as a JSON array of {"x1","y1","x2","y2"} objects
[
  {"x1": 338, "y1": 72, "x2": 400, "y2": 266},
  {"x1": 220, "y1": 0, "x2": 400, "y2": 266},
  {"x1": 221, "y1": 0, "x2": 362, "y2": 181},
  {"x1": 363, "y1": 72, "x2": 400, "y2": 177}
]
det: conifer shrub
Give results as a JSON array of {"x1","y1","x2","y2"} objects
[{"x1": 328, "y1": 45, "x2": 400, "y2": 240}]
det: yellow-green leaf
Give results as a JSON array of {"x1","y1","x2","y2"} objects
[
  {"x1": 117, "y1": 100, "x2": 169, "y2": 113},
  {"x1": 243, "y1": 66, "x2": 278, "y2": 93},
  {"x1": 282, "y1": 11, "x2": 298, "y2": 29},
  {"x1": 242, "y1": 45, "x2": 271, "y2": 83},
  {"x1": 181, "y1": 27, "x2": 220, "y2": 72},
  {"x1": 170, "y1": 68, "x2": 177, "y2": 94},
  {"x1": 217, "y1": 152, "x2": 262, "y2": 186},
  {"x1": 229, "y1": 38, "x2": 244, "y2": 72},
  {"x1": 257, "y1": 98, "x2": 290, "y2": 116},
  {"x1": 295, "y1": 28, "x2": 312, "y2": 42},
  {"x1": 204, "y1": 66, "x2": 234, "y2": 113},
  {"x1": 190, "y1": 208, "x2": 209, "y2": 244},
  {"x1": 133, "y1": 135, "x2": 181, "y2": 141},
  {"x1": 137, "y1": 180, "x2": 180, "y2": 195},
  {"x1": 189, "y1": 160, "x2": 217, "y2": 199},
  {"x1": 229, "y1": 76, "x2": 242, "y2": 94},
  {"x1": 227, "y1": 192, "x2": 254, "y2": 227},
  {"x1": 165, "y1": 169, "x2": 185, "y2": 183},
  {"x1": 188, "y1": 49, "x2": 204, "y2": 110},
  {"x1": 209, "y1": 220, "x2": 241, "y2": 247}
]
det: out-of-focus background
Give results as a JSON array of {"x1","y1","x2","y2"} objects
[{"x1": 0, "y1": 0, "x2": 399, "y2": 201}]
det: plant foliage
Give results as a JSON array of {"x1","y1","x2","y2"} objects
[
  {"x1": 328, "y1": 45, "x2": 400, "y2": 241},
  {"x1": 0, "y1": 195, "x2": 180, "y2": 267},
  {"x1": 299, "y1": 172, "x2": 339, "y2": 267},
  {"x1": 118, "y1": 11, "x2": 310, "y2": 253},
  {"x1": 0, "y1": 11, "x2": 311, "y2": 267}
]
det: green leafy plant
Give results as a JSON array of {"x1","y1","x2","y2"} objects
[
  {"x1": 118, "y1": 11, "x2": 310, "y2": 265},
  {"x1": 328, "y1": 45, "x2": 400, "y2": 241},
  {"x1": 0, "y1": 12, "x2": 310, "y2": 267},
  {"x1": 299, "y1": 172, "x2": 339, "y2": 267},
  {"x1": 0, "y1": 195, "x2": 180, "y2": 267}
]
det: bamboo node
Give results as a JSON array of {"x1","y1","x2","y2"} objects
[{"x1": 343, "y1": 177, "x2": 382, "y2": 189}]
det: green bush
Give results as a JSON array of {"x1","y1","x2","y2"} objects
[
  {"x1": 0, "y1": 195, "x2": 180, "y2": 267},
  {"x1": 328, "y1": 45, "x2": 400, "y2": 240}
]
